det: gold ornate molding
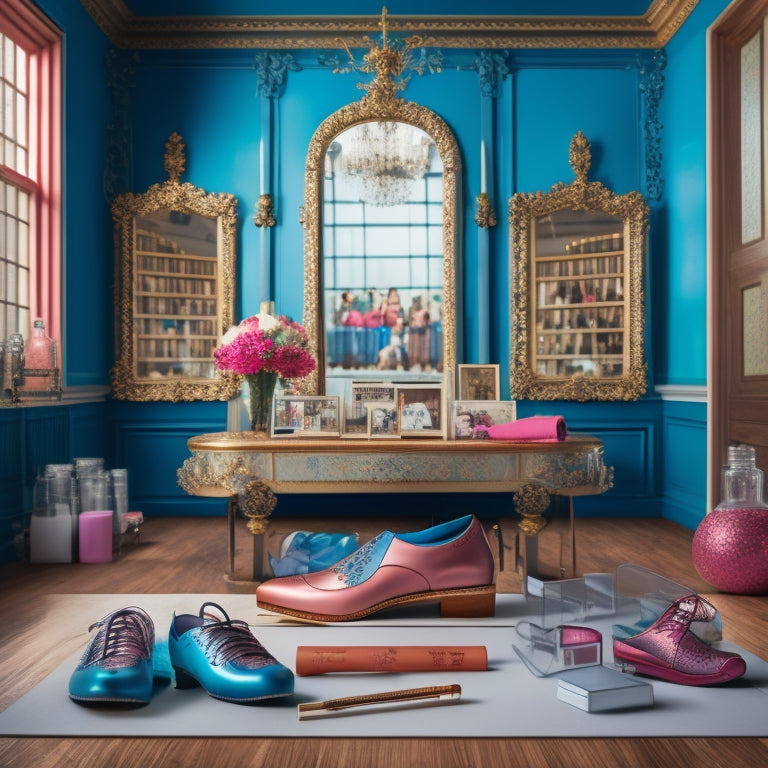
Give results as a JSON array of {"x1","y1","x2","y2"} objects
[
  {"x1": 79, "y1": 1, "x2": 698, "y2": 49},
  {"x1": 508, "y1": 131, "x2": 649, "y2": 402},
  {"x1": 474, "y1": 192, "x2": 497, "y2": 229},
  {"x1": 253, "y1": 193, "x2": 276, "y2": 228}
]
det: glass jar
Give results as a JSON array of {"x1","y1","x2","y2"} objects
[{"x1": 109, "y1": 468, "x2": 129, "y2": 557}]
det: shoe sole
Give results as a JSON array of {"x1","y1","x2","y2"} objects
[
  {"x1": 257, "y1": 583, "x2": 497, "y2": 623},
  {"x1": 69, "y1": 693, "x2": 151, "y2": 705},
  {"x1": 613, "y1": 642, "x2": 747, "y2": 686}
]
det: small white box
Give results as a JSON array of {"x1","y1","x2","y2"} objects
[{"x1": 557, "y1": 665, "x2": 654, "y2": 712}]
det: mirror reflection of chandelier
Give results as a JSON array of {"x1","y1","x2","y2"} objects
[{"x1": 343, "y1": 121, "x2": 431, "y2": 207}]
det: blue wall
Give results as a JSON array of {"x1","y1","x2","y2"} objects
[
  {"x1": 653, "y1": 0, "x2": 733, "y2": 528},
  {"x1": 0, "y1": 0, "x2": 734, "y2": 561}
]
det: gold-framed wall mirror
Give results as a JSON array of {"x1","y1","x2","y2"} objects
[
  {"x1": 509, "y1": 131, "x2": 648, "y2": 402},
  {"x1": 111, "y1": 133, "x2": 240, "y2": 402},
  {"x1": 302, "y1": 14, "x2": 460, "y2": 410}
]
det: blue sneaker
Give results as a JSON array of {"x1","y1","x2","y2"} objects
[
  {"x1": 168, "y1": 601, "x2": 294, "y2": 703},
  {"x1": 69, "y1": 606, "x2": 155, "y2": 705}
]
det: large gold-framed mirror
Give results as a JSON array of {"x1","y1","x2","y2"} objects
[
  {"x1": 509, "y1": 131, "x2": 648, "y2": 401},
  {"x1": 302, "y1": 21, "x2": 460, "y2": 408},
  {"x1": 111, "y1": 133, "x2": 240, "y2": 402}
]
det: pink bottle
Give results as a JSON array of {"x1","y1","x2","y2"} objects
[{"x1": 21, "y1": 318, "x2": 57, "y2": 392}]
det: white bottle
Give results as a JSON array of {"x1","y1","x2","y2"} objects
[{"x1": 22, "y1": 318, "x2": 57, "y2": 391}]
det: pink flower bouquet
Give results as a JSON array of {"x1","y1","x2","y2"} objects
[
  {"x1": 213, "y1": 312, "x2": 316, "y2": 379},
  {"x1": 213, "y1": 312, "x2": 316, "y2": 433}
]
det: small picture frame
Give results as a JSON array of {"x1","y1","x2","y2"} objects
[
  {"x1": 450, "y1": 400, "x2": 517, "y2": 440},
  {"x1": 457, "y1": 364, "x2": 500, "y2": 401},
  {"x1": 395, "y1": 383, "x2": 445, "y2": 438},
  {"x1": 366, "y1": 400, "x2": 399, "y2": 438},
  {"x1": 271, "y1": 395, "x2": 341, "y2": 438},
  {"x1": 344, "y1": 381, "x2": 396, "y2": 436}
]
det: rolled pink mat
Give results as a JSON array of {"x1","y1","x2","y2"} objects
[
  {"x1": 473, "y1": 415, "x2": 567, "y2": 442},
  {"x1": 78, "y1": 510, "x2": 113, "y2": 563}
]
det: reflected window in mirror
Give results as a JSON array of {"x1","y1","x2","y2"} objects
[{"x1": 322, "y1": 122, "x2": 444, "y2": 382}]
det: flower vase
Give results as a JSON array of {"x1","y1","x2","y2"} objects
[{"x1": 245, "y1": 370, "x2": 278, "y2": 436}]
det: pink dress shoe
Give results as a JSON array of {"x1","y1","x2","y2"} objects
[
  {"x1": 613, "y1": 594, "x2": 746, "y2": 686},
  {"x1": 256, "y1": 514, "x2": 496, "y2": 622}
]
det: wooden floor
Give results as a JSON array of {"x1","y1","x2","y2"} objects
[{"x1": 0, "y1": 514, "x2": 766, "y2": 767}]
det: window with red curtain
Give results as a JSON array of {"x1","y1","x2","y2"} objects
[{"x1": 0, "y1": 0, "x2": 61, "y2": 365}]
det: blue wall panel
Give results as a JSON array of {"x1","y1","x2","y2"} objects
[
  {"x1": 513, "y1": 67, "x2": 642, "y2": 196},
  {"x1": 109, "y1": 401, "x2": 231, "y2": 517},
  {"x1": 69, "y1": 403, "x2": 108, "y2": 462},
  {"x1": 661, "y1": 400, "x2": 708, "y2": 529},
  {"x1": 0, "y1": 411, "x2": 24, "y2": 561},
  {"x1": 657, "y1": 0, "x2": 731, "y2": 386}
]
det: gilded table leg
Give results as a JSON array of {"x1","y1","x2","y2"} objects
[{"x1": 238, "y1": 480, "x2": 277, "y2": 581}]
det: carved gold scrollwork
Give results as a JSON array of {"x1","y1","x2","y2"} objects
[
  {"x1": 239, "y1": 479, "x2": 277, "y2": 535},
  {"x1": 474, "y1": 192, "x2": 497, "y2": 229},
  {"x1": 509, "y1": 131, "x2": 649, "y2": 402},
  {"x1": 513, "y1": 483, "x2": 551, "y2": 537},
  {"x1": 253, "y1": 193, "x2": 276, "y2": 227},
  {"x1": 111, "y1": 133, "x2": 240, "y2": 402}
]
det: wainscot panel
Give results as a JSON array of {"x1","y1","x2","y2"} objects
[{"x1": 661, "y1": 399, "x2": 707, "y2": 530}]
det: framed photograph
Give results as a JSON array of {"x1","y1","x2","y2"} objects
[
  {"x1": 344, "y1": 381, "x2": 396, "y2": 436},
  {"x1": 449, "y1": 400, "x2": 517, "y2": 440},
  {"x1": 395, "y1": 383, "x2": 445, "y2": 438},
  {"x1": 457, "y1": 364, "x2": 500, "y2": 401},
  {"x1": 271, "y1": 395, "x2": 341, "y2": 438},
  {"x1": 366, "y1": 400, "x2": 399, "y2": 438}
]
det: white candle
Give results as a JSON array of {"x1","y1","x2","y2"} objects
[
  {"x1": 480, "y1": 140, "x2": 487, "y2": 194},
  {"x1": 259, "y1": 139, "x2": 265, "y2": 194}
]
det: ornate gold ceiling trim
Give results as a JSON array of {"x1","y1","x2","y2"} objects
[{"x1": 79, "y1": 0, "x2": 699, "y2": 50}]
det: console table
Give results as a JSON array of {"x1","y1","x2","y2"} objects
[{"x1": 177, "y1": 432, "x2": 613, "y2": 583}]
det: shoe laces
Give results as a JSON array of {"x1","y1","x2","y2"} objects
[
  {"x1": 655, "y1": 595, "x2": 714, "y2": 637},
  {"x1": 196, "y1": 602, "x2": 276, "y2": 670},
  {"x1": 84, "y1": 607, "x2": 154, "y2": 668}
]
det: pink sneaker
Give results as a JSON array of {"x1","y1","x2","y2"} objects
[
  {"x1": 613, "y1": 594, "x2": 746, "y2": 686},
  {"x1": 256, "y1": 514, "x2": 496, "y2": 622}
]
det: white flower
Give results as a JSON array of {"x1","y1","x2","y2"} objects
[
  {"x1": 255, "y1": 311, "x2": 280, "y2": 331},
  {"x1": 219, "y1": 312, "x2": 280, "y2": 345}
]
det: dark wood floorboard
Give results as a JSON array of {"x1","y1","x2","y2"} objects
[{"x1": 0, "y1": 515, "x2": 766, "y2": 767}]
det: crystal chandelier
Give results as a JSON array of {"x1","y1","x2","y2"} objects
[{"x1": 342, "y1": 121, "x2": 431, "y2": 207}]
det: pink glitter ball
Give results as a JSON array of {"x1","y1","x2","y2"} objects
[{"x1": 692, "y1": 507, "x2": 768, "y2": 594}]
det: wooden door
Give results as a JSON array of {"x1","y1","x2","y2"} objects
[{"x1": 711, "y1": 0, "x2": 768, "y2": 504}]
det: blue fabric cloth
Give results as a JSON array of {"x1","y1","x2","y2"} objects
[{"x1": 269, "y1": 531, "x2": 359, "y2": 577}]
